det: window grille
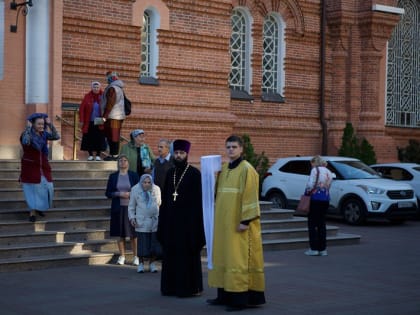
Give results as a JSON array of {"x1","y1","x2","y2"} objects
[
  {"x1": 140, "y1": 11, "x2": 151, "y2": 77},
  {"x1": 262, "y1": 15, "x2": 278, "y2": 94},
  {"x1": 386, "y1": 0, "x2": 420, "y2": 128},
  {"x1": 229, "y1": 10, "x2": 247, "y2": 91}
]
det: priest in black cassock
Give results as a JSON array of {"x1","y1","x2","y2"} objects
[{"x1": 157, "y1": 139, "x2": 205, "y2": 297}]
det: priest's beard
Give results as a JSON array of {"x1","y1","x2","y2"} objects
[{"x1": 174, "y1": 157, "x2": 188, "y2": 169}]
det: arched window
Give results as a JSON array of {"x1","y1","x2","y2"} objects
[
  {"x1": 386, "y1": 0, "x2": 420, "y2": 127},
  {"x1": 141, "y1": 11, "x2": 151, "y2": 76},
  {"x1": 140, "y1": 8, "x2": 160, "y2": 85},
  {"x1": 262, "y1": 13, "x2": 285, "y2": 102},
  {"x1": 229, "y1": 8, "x2": 252, "y2": 100}
]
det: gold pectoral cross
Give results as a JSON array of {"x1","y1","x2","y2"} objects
[{"x1": 172, "y1": 191, "x2": 178, "y2": 201}]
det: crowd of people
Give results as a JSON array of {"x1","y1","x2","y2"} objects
[{"x1": 19, "y1": 71, "x2": 334, "y2": 312}]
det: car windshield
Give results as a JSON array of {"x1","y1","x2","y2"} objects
[{"x1": 328, "y1": 160, "x2": 380, "y2": 180}]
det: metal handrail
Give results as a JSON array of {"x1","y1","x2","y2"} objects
[
  {"x1": 56, "y1": 114, "x2": 81, "y2": 160},
  {"x1": 56, "y1": 113, "x2": 130, "y2": 160}
]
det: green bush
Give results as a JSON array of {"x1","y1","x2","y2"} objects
[
  {"x1": 338, "y1": 123, "x2": 377, "y2": 165},
  {"x1": 241, "y1": 134, "x2": 269, "y2": 193},
  {"x1": 398, "y1": 139, "x2": 420, "y2": 163}
]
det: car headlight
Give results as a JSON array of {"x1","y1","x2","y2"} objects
[{"x1": 356, "y1": 185, "x2": 386, "y2": 194}]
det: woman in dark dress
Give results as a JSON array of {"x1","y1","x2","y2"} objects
[
  {"x1": 105, "y1": 154, "x2": 140, "y2": 265},
  {"x1": 79, "y1": 81, "x2": 106, "y2": 161}
]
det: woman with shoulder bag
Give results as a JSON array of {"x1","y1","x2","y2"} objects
[{"x1": 304, "y1": 156, "x2": 333, "y2": 257}]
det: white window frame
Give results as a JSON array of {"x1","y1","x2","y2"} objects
[
  {"x1": 385, "y1": 0, "x2": 420, "y2": 128},
  {"x1": 140, "y1": 7, "x2": 160, "y2": 83},
  {"x1": 229, "y1": 7, "x2": 253, "y2": 97},
  {"x1": 261, "y1": 13, "x2": 286, "y2": 100}
]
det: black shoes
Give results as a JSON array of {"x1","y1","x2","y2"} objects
[
  {"x1": 207, "y1": 298, "x2": 260, "y2": 311},
  {"x1": 29, "y1": 210, "x2": 46, "y2": 222}
]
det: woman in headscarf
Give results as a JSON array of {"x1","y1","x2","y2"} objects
[
  {"x1": 120, "y1": 129, "x2": 155, "y2": 176},
  {"x1": 79, "y1": 81, "x2": 106, "y2": 161},
  {"x1": 20, "y1": 113, "x2": 60, "y2": 222},
  {"x1": 128, "y1": 174, "x2": 162, "y2": 273}
]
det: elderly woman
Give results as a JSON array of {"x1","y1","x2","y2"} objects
[
  {"x1": 20, "y1": 113, "x2": 60, "y2": 222},
  {"x1": 102, "y1": 71, "x2": 126, "y2": 161},
  {"x1": 128, "y1": 174, "x2": 162, "y2": 273},
  {"x1": 304, "y1": 155, "x2": 333, "y2": 256},
  {"x1": 105, "y1": 154, "x2": 140, "y2": 265},
  {"x1": 79, "y1": 81, "x2": 106, "y2": 161},
  {"x1": 120, "y1": 129, "x2": 155, "y2": 176}
]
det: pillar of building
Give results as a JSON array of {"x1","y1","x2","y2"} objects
[{"x1": 325, "y1": 2, "x2": 354, "y2": 153}]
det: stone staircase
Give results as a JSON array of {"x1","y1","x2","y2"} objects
[{"x1": 0, "y1": 160, "x2": 360, "y2": 272}]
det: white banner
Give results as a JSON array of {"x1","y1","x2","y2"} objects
[{"x1": 200, "y1": 155, "x2": 221, "y2": 269}]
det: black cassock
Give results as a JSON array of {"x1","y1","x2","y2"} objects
[{"x1": 157, "y1": 164, "x2": 205, "y2": 297}]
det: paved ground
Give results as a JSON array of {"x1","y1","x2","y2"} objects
[{"x1": 1, "y1": 219, "x2": 420, "y2": 315}]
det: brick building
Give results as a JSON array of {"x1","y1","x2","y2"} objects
[{"x1": 1, "y1": 0, "x2": 419, "y2": 164}]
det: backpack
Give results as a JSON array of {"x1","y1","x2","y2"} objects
[{"x1": 123, "y1": 93, "x2": 131, "y2": 116}]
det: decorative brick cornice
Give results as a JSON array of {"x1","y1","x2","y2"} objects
[
  {"x1": 252, "y1": 0, "x2": 305, "y2": 36},
  {"x1": 359, "y1": 12, "x2": 401, "y2": 52},
  {"x1": 164, "y1": 0, "x2": 231, "y2": 17}
]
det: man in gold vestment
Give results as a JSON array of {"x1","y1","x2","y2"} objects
[{"x1": 207, "y1": 135, "x2": 266, "y2": 312}]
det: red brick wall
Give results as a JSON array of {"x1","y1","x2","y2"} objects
[{"x1": 57, "y1": 0, "x2": 420, "y2": 165}]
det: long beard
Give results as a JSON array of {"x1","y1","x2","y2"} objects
[{"x1": 174, "y1": 157, "x2": 188, "y2": 169}]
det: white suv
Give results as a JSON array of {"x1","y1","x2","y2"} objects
[{"x1": 261, "y1": 156, "x2": 418, "y2": 225}]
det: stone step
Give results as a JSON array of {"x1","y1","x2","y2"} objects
[
  {"x1": 0, "y1": 196, "x2": 109, "y2": 209},
  {"x1": 0, "y1": 229, "x2": 109, "y2": 245},
  {"x1": 0, "y1": 178, "x2": 108, "y2": 189},
  {"x1": 0, "y1": 242, "x2": 90, "y2": 259},
  {"x1": 0, "y1": 169, "x2": 114, "y2": 179},
  {"x1": 261, "y1": 208, "x2": 295, "y2": 220},
  {"x1": 0, "y1": 217, "x2": 110, "y2": 234},
  {"x1": 0, "y1": 206, "x2": 109, "y2": 221},
  {"x1": 0, "y1": 187, "x2": 106, "y2": 199},
  {"x1": 262, "y1": 233, "x2": 361, "y2": 251},
  {"x1": 81, "y1": 239, "x2": 120, "y2": 253},
  {"x1": 0, "y1": 160, "x2": 117, "y2": 170},
  {"x1": 259, "y1": 201, "x2": 274, "y2": 211},
  {"x1": 0, "y1": 252, "x2": 114, "y2": 273},
  {"x1": 262, "y1": 225, "x2": 339, "y2": 241},
  {"x1": 260, "y1": 217, "x2": 308, "y2": 229}
]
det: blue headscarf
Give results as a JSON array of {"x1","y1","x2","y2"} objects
[{"x1": 27, "y1": 113, "x2": 49, "y2": 156}]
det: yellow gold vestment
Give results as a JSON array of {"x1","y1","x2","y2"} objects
[{"x1": 208, "y1": 160, "x2": 265, "y2": 292}]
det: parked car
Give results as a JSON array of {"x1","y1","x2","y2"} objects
[
  {"x1": 370, "y1": 163, "x2": 420, "y2": 217},
  {"x1": 261, "y1": 156, "x2": 418, "y2": 225}
]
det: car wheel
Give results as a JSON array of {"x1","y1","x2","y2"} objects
[
  {"x1": 267, "y1": 191, "x2": 287, "y2": 209},
  {"x1": 341, "y1": 197, "x2": 366, "y2": 225}
]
